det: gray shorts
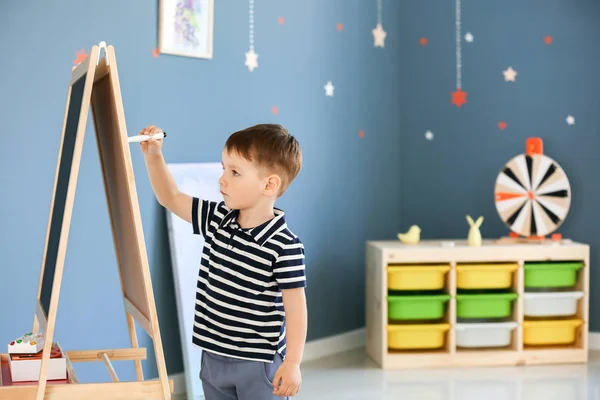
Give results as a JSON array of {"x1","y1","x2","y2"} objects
[{"x1": 200, "y1": 350, "x2": 290, "y2": 400}]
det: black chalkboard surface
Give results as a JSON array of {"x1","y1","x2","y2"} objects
[{"x1": 39, "y1": 74, "x2": 87, "y2": 317}]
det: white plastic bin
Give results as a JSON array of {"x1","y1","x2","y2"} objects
[
  {"x1": 456, "y1": 322, "x2": 518, "y2": 348},
  {"x1": 523, "y1": 291, "x2": 584, "y2": 317}
]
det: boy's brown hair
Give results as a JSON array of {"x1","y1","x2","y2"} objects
[{"x1": 225, "y1": 123, "x2": 302, "y2": 196}]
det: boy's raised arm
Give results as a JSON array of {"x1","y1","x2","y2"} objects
[{"x1": 139, "y1": 125, "x2": 193, "y2": 223}]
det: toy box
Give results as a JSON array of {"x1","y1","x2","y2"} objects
[{"x1": 8, "y1": 342, "x2": 66, "y2": 382}]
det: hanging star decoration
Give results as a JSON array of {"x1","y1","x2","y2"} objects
[
  {"x1": 566, "y1": 115, "x2": 575, "y2": 125},
  {"x1": 74, "y1": 49, "x2": 88, "y2": 65},
  {"x1": 245, "y1": 49, "x2": 258, "y2": 72},
  {"x1": 425, "y1": 130, "x2": 434, "y2": 140},
  {"x1": 464, "y1": 32, "x2": 474, "y2": 42},
  {"x1": 372, "y1": 23, "x2": 387, "y2": 47},
  {"x1": 452, "y1": 89, "x2": 467, "y2": 107},
  {"x1": 503, "y1": 67, "x2": 517, "y2": 82},
  {"x1": 324, "y1": 81, "x2": 335, "y2": 97}
]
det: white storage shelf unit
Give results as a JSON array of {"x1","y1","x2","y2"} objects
[{"x1": 365, "y1": 239, "x2": 589, "y2": 369}]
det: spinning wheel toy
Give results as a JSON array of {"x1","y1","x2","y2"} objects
[{"x1": 494, "y1": 138, "x2": 571, "y2": 238}]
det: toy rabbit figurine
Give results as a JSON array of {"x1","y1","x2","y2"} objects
[{"x1": 466, "y1": 215, "x2": 483, "y2": 247}]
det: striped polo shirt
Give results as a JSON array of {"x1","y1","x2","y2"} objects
[{"x1": 191, "y1": 197, "x2": 306, "y2": 363}]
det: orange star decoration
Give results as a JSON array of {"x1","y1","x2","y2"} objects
[
  {"x1": 271, "y1": 106, "x2": 279, "y2": 115},
  {"x1": 419, "y1": 37, "x2": 428, "y2": 46},
  {"x1": 278, "y1": 16, "x2": 284, "y2": 25},
  {"x1": 359, "y1": 130, "x2": 365, "y2": 138},
  {"x1": 337, "y1": 23, "x2": 344, "y2": 31},
  {"x1": 451, "y1": 88, "x2": 467, "y2": 107},
  {"x1": 544, "y1": 35, "x2": 553, "y2": 45},
  {"x1": 73, "y1": 49, "x2": 88, "y2": 65},
  {"x1": 152, "y1": 48, "x2": 160, "y2": 58},
  {"x1": 498, "y1": 121, "x2": 507, "y2": 130}
]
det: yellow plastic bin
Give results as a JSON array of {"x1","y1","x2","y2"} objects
[
  {"x1": 456, "y1": 263, "x2": 518, "y2": 289},
  {"x1": 523, "y1": 319, "x2": 583, "y2": 346},
  {"x1": 387, "y1": 265, "x2": 450, "y2": 290},
  {"x1": 387, "y1": 323, "x2": 450, "y2": 350}
]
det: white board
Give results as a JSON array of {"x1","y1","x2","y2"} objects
[{"x1": 165, "y1": 162, "x2": 223, "y2": 400}]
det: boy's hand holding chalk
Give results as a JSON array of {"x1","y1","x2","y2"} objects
[{"x1": 135, "y1": 125, "x2": 166, "y2": 156}]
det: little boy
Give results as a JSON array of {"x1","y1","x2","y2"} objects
[{"x1": 137, "y1": 124, "x2": 307, "y2": 399}]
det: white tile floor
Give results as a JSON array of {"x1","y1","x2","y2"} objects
[{"x1": 295, "y1": 348, "x2": 600, "y2": 400}]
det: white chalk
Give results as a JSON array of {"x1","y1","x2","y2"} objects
[{"x1": 128, "y1": 131, "x2": 167, "y2": 143}]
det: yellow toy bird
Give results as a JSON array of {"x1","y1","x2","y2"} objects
[{"x1": 397, "y1": 225, "x2": 421, "y2": 245}]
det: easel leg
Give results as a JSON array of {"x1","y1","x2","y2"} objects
[
  {"x1": 151, "y1": 319, "x2": 172, "y2": 400},
  {"x1": 36, "y1": 342, "x2": 52, "y2": 400},
  {"x1": 127, "y1": 313, "x2": 144, "y2": 381}
]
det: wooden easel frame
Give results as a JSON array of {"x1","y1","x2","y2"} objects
[{"x1": 0, "y1": 42, "x2": 172, "y2": 399}]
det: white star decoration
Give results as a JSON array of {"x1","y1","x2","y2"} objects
[
  {"x1": 566, "y1": 115, "x2": 575, "y2": 125},
  {"x1": 464, "y1": 32, "x2": 474, "y2": 42},
  {"x1": 503, "y1": 66, "x2": 517, "y2": 82},
  {"x1": 245, "y1": 49, "x2": 258, "y2": 72},
  {"x1": 324, "y1": 80, "x2": 335, "y2": 97},
  {"x1": 372, "y1": 23, "x2": 387, "y2": 47},
  {"x1": 425, "y1": 130, "x2": 434, "y2": 140}
]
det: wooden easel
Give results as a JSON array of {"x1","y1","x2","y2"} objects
[{"x1": 0, "y1": 42, "x2": 173, "y2": 399}]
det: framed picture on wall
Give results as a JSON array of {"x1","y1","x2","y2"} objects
[{"x1": 158, "y1": 0, "x2": 214, "y2": 59}]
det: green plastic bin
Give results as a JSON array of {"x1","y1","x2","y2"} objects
[
  {"x1": 387, "y1": 294, "x2": 450, "y2": 320},
  {"x1": 524, "y1": 262, "x2": 584, "y2": 288},
  {"x1": 456, "y1": 292, "x2": 517, "y2": 319}
]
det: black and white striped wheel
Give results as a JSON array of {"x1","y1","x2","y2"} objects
[{"x1": 494, "y1": 153, "x2": 571, "y2": 237}]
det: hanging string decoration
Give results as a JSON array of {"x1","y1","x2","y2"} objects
[
  {"x1": 451, "y1": 0, "x2": 467, "y2": 107},
  {"x1": 372, "y1": 0, "x2": 387, "y2": 48},
  {"x1": 244, "y1": 0, "x2": 258, "y2": 72}
]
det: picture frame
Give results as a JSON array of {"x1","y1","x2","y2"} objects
[{"x1": 158, "y1": 0, "x2": 214, "y2": 59}]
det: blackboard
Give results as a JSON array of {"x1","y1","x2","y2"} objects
[
  {"x1": 90, "y1": 62, "x2": 155, "y2": 322},
  {"x1": 39, "y1": 73, "x2": 87, "y2": 317}
]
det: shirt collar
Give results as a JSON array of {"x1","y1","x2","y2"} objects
[{"x1": 222, "y1": 208, "x2": 287, "y2": 246}]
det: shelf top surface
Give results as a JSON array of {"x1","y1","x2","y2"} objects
[{"x1": 367, "y1": 238, "x2": 588, "y2": 251}]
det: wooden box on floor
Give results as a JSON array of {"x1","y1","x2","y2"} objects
[{"x1": 365, "y1": 239, "x2": 589, "y2": 369}]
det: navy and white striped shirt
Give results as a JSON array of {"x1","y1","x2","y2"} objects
[{"x1": 191, "y1": 198, "x2": 306, "y2": 363}]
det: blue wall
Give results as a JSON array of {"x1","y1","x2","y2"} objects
[
  {"x1": 0, "y1": 0, "x2": 402, "y2": 381},
  {"x1": 398, "y1": 0, "x2": 600, "y2": 331}
]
